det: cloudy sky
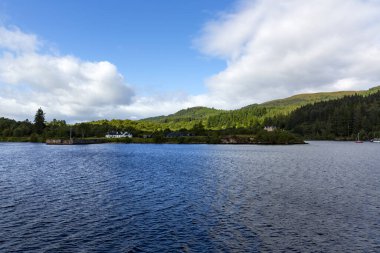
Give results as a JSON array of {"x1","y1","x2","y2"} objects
[{"x1": 1, "y1": 0, "x2": 380, "y2": 122}]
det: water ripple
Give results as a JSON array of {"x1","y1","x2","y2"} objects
[{"x1": 0, "y1": 142, "x2": 379, "y2": 252}]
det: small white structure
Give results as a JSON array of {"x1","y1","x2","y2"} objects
[
  {"x1": 264, "y1": 126, "x2": 276, "y2": 132},
  {"x1": 105, "y1": 131, "x2": 133, "y2": 138}
]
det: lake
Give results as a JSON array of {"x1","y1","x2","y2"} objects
[{"x1": 0, "y1": 142, "x2": 379, "y2": 252}]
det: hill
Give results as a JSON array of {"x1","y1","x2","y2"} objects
[
  {"x1": 143, "y1": 106, "x2": 223, "y2": 122},
  {"x1": 262, "y1": 86, "x2": 380, "y2": 107},
  {"x1": 1, "y1": 86, "x2": 379, "y2": 141},
  {"x1": 270, "y1": 89, "x2": 380, "y2": 140},
  {"x1": 139, "y1": 106, "x2": 223, "y2": 130},
  {"x1": 261, "y1": 91, "x2": 359, "y2": 107},
  {"x1": 141, "y1": 86, "x2": 380, "y2": 130}
]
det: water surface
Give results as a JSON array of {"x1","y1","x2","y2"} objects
[{"x1": 0, "y1": 142, "x2": 379, "y2": 252}]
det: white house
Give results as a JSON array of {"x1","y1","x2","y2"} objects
[
  {"x1": 105, "y1": 131, "x2": 133, "y2": 138},
  {"x1": 264, "y1": 126, "x2": 276, "y2": 132}
]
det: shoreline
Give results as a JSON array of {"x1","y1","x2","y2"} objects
[
  {"x1": 6, "y1": 137, "x2": 379, "y2": 145},
  {"x1": 1, "y1": 138, "x2": 306, "y2": 145}
]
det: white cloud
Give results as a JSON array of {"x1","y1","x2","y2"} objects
[
  {"x1": 0, "y1": 26, "x2": 230, "y2": 121},
  {"x1": 0, "y1": 26, "x2": 212, "y2": 121},
  {"x1": 196, "y1": 0, "x2": 380, "y2": 107},
  {"x1": 0, "y1": 26, "x2": 39, "y2": 53},
  {"x1": 3, "y1": 0, "x2": 380, "y2": 122},
  {"x1": 0, "y1": 26, "x2": 135, "y2": 121},
  {"x1": 120, "y1": 93, "x2": 227, "y2": 119}
]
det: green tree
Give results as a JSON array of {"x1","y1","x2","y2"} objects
[
  {"x1": 191, "y1": 122, "x2": 205, "y2": 136},
  {"x1": 34, "y1": 108, "x2": 46, "y2": 134}
]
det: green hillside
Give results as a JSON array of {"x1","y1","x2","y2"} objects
[
  {"x1": 262, "y1": 91, "x2": 358, "y2": 107},
  {"x1": 2, "y1": 86, "x2": 379, "y2": 142},
  {"x1": 270, "y1": 89, "x2": 380, "y2": 140},
  {"x1": 138, "y1": 106, "x2": 223, "y2": 130},
  {"x1": 262, "y1": 86, "x2": 380, "y2": 107},
  {"x1": 143, "y1": 106, "x2": 223, "y2": 122},
  {"x1": 80, "y1": 86, "x2": 380, "y2": 132},
  {"x1": 141, "y1": 86, "x2": 380, "y2": 130}
]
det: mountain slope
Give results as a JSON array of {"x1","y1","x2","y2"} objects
[
  {"x1": 139, "y1": 86, "x2": 379, "y2": 130},
  {"x1": 261, "y1": 91, "x2": 359, "y2": 107},
  {"x1": 143, "y1": 106, "x2": 224, "y2": 122},
  {"x1": 274, "y1": 89, "x2": 380, "y2": 140},
  {"x1": 261, "y1": 86, "x2": 380, "y2": 107}
]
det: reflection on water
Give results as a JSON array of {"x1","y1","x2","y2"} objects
[{"x1": 0, "y1": 142, "x2": 379, "y2": 252}]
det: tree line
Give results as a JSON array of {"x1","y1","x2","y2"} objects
[
  {"x1": 1, "y1": 90, "x2": 379, "y2": 142},
  {"x1": 267, "y1": 91, "x2": 380, "y2": 140}
]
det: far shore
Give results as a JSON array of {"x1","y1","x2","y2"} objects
[{"x1": 1, "y1": 135, "x2": 306, "y2": 145}]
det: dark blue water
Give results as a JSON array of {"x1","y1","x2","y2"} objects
[{"x1": 0, "y1": 142, "x2": 379, "y2": 252}]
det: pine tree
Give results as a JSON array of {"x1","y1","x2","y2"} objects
[{"x1": 34, "y1": 108, "x2": 46, "y2": 134}]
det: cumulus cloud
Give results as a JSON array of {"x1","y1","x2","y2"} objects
[
  {"x1": 120, "y1": 93, "x2": 227, "y2": 119},
  {"x1": 3, "y1": 0, "x2": 380, "y2": 121},
  {"x1": 0, "y1": 26, "x2": 211, "y2": 121},
  {"x1": 196, "y1": 0, "x2": 380, "y2": 107},
  {"x1": 0, "y1": 26, "x2": 134, "y2": 121},
  {"x1": 0, "y1": 26, "x2": 228, "y2": 121},
  {"x1": 0, "y1": 26, "x2": 39, "y2": 53}
]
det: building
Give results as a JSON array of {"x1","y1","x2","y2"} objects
[
  {"x1": 105, "y1": 131, "x2": 133, "y2": 138},
  {"x1": 264, "y1": 126, "x2": 276, "y2": 132}
]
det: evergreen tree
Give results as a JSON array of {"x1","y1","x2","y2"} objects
[
  {"x1": 34, "y1": 108, "x2": 46, "y2": 134},
  {"x1": 276, "y1": 91, "x2": 380, "y2": 140}
]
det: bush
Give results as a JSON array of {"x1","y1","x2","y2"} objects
[{"x1": 30, "y1": 133, "x2": 39, "y2": 142}]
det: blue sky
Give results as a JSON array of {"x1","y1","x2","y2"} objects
[
  {"x1": 1, "y1": 0, "x2": 232, "y2": 95},
  {"x1": 1, "y1": 0, "x2": 380, "y2": 121}
]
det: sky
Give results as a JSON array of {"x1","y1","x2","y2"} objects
[{"x1": 1, "y1": 0, "x2": 380, "y2": 122}]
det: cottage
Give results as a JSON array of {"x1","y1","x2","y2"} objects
[
  {"x1": 264, "y1": 126, "x2": 276, "y2": 132},
  {"x1": 105, "y1": 131, "x2": 133, "y2": 138}
]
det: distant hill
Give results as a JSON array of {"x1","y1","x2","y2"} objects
[
  {"x1": 143, "y1": 106, "x2": 223, "y2": 122},
  {"x1": 271, "y1": 88, "x2": 380, "y2": 140},
  {"x1": 140, "y1": 106, "x2": 225, "y2": 130},
  {"x1": 262, "y1": 86, "x2": 380, "y2": 107},
  {"x1": 2, "y1": 86, "x2": 378, "y2": 140},
  {"x1": 261, "y1": 91, "x2": 359, "y2": 108},
  {"x1": 141, "y1": 86, "x2": 380, "y2": 130}
]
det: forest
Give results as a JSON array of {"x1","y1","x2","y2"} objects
[
  {"x1": 141, "y1": 86, "x2": 380, "y2": 130},
  {"x1": 268, "y1": 91, "x2": 380, "y2": 140},
  {"x1": 0, "y1": 87, "x2": 379, "y2": 142}
]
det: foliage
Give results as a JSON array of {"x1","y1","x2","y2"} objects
[
  {"x1": 34, "y1": 108, "x2": 46, "y2": 134},
  {"x1": 255, "y1": 130, "x2": 304, "y2": 144},
  {"x1": 270, "y1": 91, "x2": 380, "y2": 140},
  {"x1": 1, "y1": 86, "x2": 379, "y2": 143},
  {"x1": 140, "y1": 86, "x2": 380, "y2": 130}
]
